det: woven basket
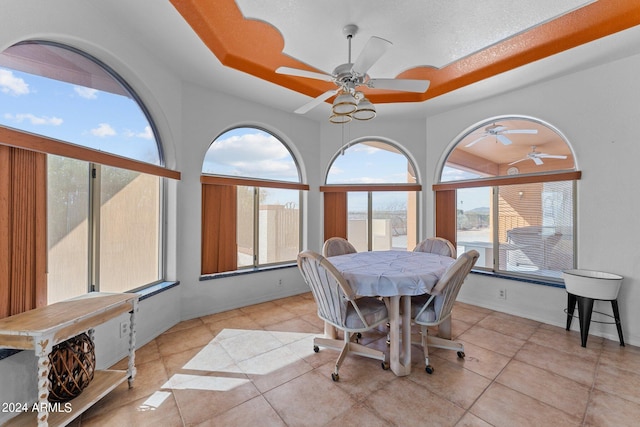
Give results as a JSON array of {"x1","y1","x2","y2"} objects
[{"x1": 48, "y1": 333, "x2": 96, "y2": 402}]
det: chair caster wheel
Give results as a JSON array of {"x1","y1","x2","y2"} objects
[
  {"x1": 331, "y1": 372, "x2": 339, "y2": 382},
  {"x1": 381, "y1": 362, "x2": 390, "y2": 370},
  {"x1": 313, "y1": 345, "x2": 319, "y2": 353},
  {"x1": 457, "y1": 351, "x2": 465, "y2": 359},
  {"x1": 425, "y1": 365, "x2": 434, "y2": 374},
  {"x1": 356, "y1": 332, "x2": 362, "y2": 339}
]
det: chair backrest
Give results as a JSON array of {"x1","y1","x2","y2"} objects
[
  {"x1": 322, "y1": 237, "x2": 357, "y2": 257},
  {"x1": 297, "y1": 250, "x2": 358, "y2": 328},
  {"x1": 413, "y1": 237, "x2": 456, "y2": 258},
  {"x1": 429, "y1": 250, "x2": 479, "y2": 321}
]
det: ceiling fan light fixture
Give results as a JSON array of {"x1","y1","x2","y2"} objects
[
  {"x1": 332, "y1": 92, "x2": 357, "y2": 115},
  {"x1": 352, "y1": 97, "x2": 376, "y2": 120},
  {"x1": 329, "y1": 113, "x2": 352, "y2": 124}
]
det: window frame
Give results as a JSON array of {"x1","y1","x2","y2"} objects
[
  {"x1": 322, "y1": 139, "x2": 422, "y2": 251},
  {"x1": 200, "y1": 127, "x2": 308, "y2": 275}
]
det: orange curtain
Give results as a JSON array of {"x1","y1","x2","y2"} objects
[
  {"x1": 435, "y1": 189, "x2": 457, "y2": 248},
  {"x1": 0, "y1": 146, "x2": 47, "y2": 318},
  {"x1": 323, "y1": 192, "x2": 347, "y2": 242},
  {"x1": 201, "y1": 183, "x2": 237, "y2": 274}
]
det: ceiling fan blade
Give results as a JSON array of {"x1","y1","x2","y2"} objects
[
  {"x1": 508, "y1": 158, "x2": 528, "y2": 166},
  {"x1": 367, "y1": 78, "x2": 430, "y2": 93},
  {"x1": 532, "y1": 156, "x2": 544, "y2": 165},
  {"x1": 351, "y1": 36, "x2": 392, "y2": 76},
  {"x1": 502, "y1": 129, "x2": 538, "y2": 134},
  {"x1": 276, "y1": 66, "x2": 333, "y2": 82},
  {"x1": 294, "y1": 89, "x2": 339, "y2": 114},
  {"x1": 496, "y1": 134, "x2": 513, "y2": 145},
  {"x1": 465, "y1": 135, "x2": 487, "y2": 147},
  {"x1": 539, "y1": 154, "x2": 568, "y2": 159}
]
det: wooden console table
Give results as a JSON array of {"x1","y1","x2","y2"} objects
[{"x1": 0, "y1": 292, "x2": 138, "y2": 426}]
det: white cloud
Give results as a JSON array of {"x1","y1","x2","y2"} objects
[
  {"x1": 0, "y1": 69, "x2": 30, "y2": 96},
  {"x1": 124, "y1": 125, "x2": 153, "y2": 139},
  {"x1": 3, "y1": 113, "x2": 62, "y2": 126},
  {"x1": 205, "y1": 131, "x2": 298, "y2": 178},
  {"x1": 90, "y1": 123, "x2": 116, "y2": 137},
  {"x1": 74, "y1": 86, "x2": 98, "y2": 99}
]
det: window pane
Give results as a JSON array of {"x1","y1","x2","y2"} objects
[
  {"x1": 47, "y1": 155, "x2": 90, "y2": 303},
  {"x1": 99, "y1": 166, "x2": 160, "y2": 291},
  {"x1": 203, "y1": 128, "x2": 300, "y2": 182},
  {"x1": 498, "y1": 181, "x2": 574, "y2": 279},
  {"x1": 442, "y1": 118, "x2": 574, "y2": 182},
  {"x1": 456, "y1": 187, "x2": 493, "y2": 268},
  {"x1": 372, "y1": 192, "x2": 413, "y2": 251},
  {"x1": 258, "y1": 188, "x2": 300, "y2": 264},
  {"x1": 347, "y1": 192, "x2": 368, "y2": 252},
  {"x1": 0, "y1": 43, "x2": 161, "y2": 164},
  {"x1": 327, "y1": 141, "x2": 416, "y2": 184},
  {"x1": 237, "y1": 186, "x2": 255, "y2": 268}
]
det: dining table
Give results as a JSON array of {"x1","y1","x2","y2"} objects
[{"x1": 327, "y1": 249, "x2": 455, "y2": 376}]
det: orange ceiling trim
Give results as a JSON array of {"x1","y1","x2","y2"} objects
[{"x1": 171, "y1": 0, "x2": 640, "y2": 105}]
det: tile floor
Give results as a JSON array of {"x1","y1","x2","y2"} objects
[{"x1": 74, "y1": 293, "x2": 640, "y2": 426}]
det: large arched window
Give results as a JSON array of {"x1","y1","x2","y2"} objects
[
  {"x1": 435, "y1": 116, "x2": 579, "y2": 283},
  {"x1": 0, "y1": 41, "x2": 174, "y2": 311},
  {"x1": 323, "y1": 139, "x2": 420, "y2": 252},
  {"x1": 201, "y1": 127, "x2": 308, "y2": 274}
]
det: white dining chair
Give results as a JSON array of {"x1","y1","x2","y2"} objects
[
  {"x1": 297, "y1": 250, "x2": 389, "y2": 381},
  {"x1": 322, "y1": 237, "x2": 357, "y2": 257},
  {"x1": 411, "y1": 249, "x2": 479, "y2": 374},
  {"x1": 413, "y1": 236, "x2": 457, "y2": 258}
]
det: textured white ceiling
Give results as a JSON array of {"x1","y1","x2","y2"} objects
[{"x1": 236, "y1": 0, "x2": 594, "y2": 78}]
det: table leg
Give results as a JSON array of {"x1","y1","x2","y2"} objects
[
  {"x1": 323, "y1": 321, "x2": 337, "y2": 339},
  {"x1": 388, "y1": 296, "x2": 412, "y2": 376}
]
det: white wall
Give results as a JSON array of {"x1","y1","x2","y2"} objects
[{"x1": 426, "y1": 51, "x2": 640, "y2": 346}]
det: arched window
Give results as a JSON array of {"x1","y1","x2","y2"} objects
[
  {"x1": 435, "y1": 116, "x2": 579, "y2": 283},
  {"x1": 201, "y1": 127, "x2": 308, "y2": 274},
  {"x1": 323, "y1": 139, "x2": 420, "y2": 252},
  {"x1": 0, "y1": 41, "x2": 171, "y2": 309}
]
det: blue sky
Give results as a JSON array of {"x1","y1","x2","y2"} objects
[{"x1": 0, "y1": 67, "x2": 159, "y2": 164}]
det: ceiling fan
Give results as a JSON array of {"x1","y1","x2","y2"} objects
[
  {"x1": 276, "y1": 24, "x2": 430, "y2": 122},
  {"x1": 465, "y1": 123, "x2": 538, "y2": 147},
  {"x1": 509, "y1": 146, "x2": 568, "y2": 166}
]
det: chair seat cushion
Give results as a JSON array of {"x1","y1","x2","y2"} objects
[
  {"x1": 411, "y1": 294, "x2": 438, "y2": 324},
  {"x1": 345, "y1": 297, "x2": 388, "y2": 329}
]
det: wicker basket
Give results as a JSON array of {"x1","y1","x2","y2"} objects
[{"x1": 48, "y1": 333, "x2": 96, "y2": 402}]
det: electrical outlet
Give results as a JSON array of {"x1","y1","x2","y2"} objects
[
  {"x1": 120, "y1": 321, "x2": 130, "y2": 338},
  {"x1": 498, "y1": 288, "x2": 507, "y2": 300},
  {"x1": 278, "y1": 278, "x2": 283, "y2": 287}
]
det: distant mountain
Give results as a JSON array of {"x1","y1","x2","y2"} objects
[{"x1": 467, "y1": 207, "x2": 490, "y2": 214}]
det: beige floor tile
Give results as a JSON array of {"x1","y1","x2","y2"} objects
[
  {"x1": 497, "y1": 359, "x2": 589, "y2": 419},
  {"x1": 515, "y1": 341, "x2": 598, "y2": 387},
  {"x1": 470, "y1": 382, "x2": 581, "y2": 427},
  {"x1": 455, "y1": 412, "x2": 494, "y2": 427},
  {"x1": 477, "y1": 312, "x2": 540, "y2": 341},
  {"x1": 323, "y1": 402, "x2": 393, "y2": 427},
  {"x1": 171, "y1": 378, "x2": 261, "y2": 426},
  {"x1": 452, "y1": 305, "x2": 491, "y2": 325},
  {"x1": 585, "y1": 389, "x2": 640, "y2": 426},
  {"x1": 89, "y1": 298, "x2": 640, "y2": 426},
  {"x1": 408, "y1": 354, "x2": 492, "y2": 409},
  {"x1": 365, "y1": 378, "x2": 466, "y2": 426},
  {"x1": 594, "y1": 363, "x2": 640, "y2": 405},
  {"x1": 82, "y1": 392, "x2": 183, "y2": 426},
  {"x1": 448, "y1": 339, "x2": 511, "y2": 380},
  {"x1": 263, "y1": 369, "x2": 357, "y2": 427},
  {"x1": 196, "y1": 395, "x2": 286, "y2": 427},
  {"x1": 155, "y1": 324, "x2": 215, "y2": 357},
  {"x1": 458, "y1": 326, "x2": 526, "y2": 357}
]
